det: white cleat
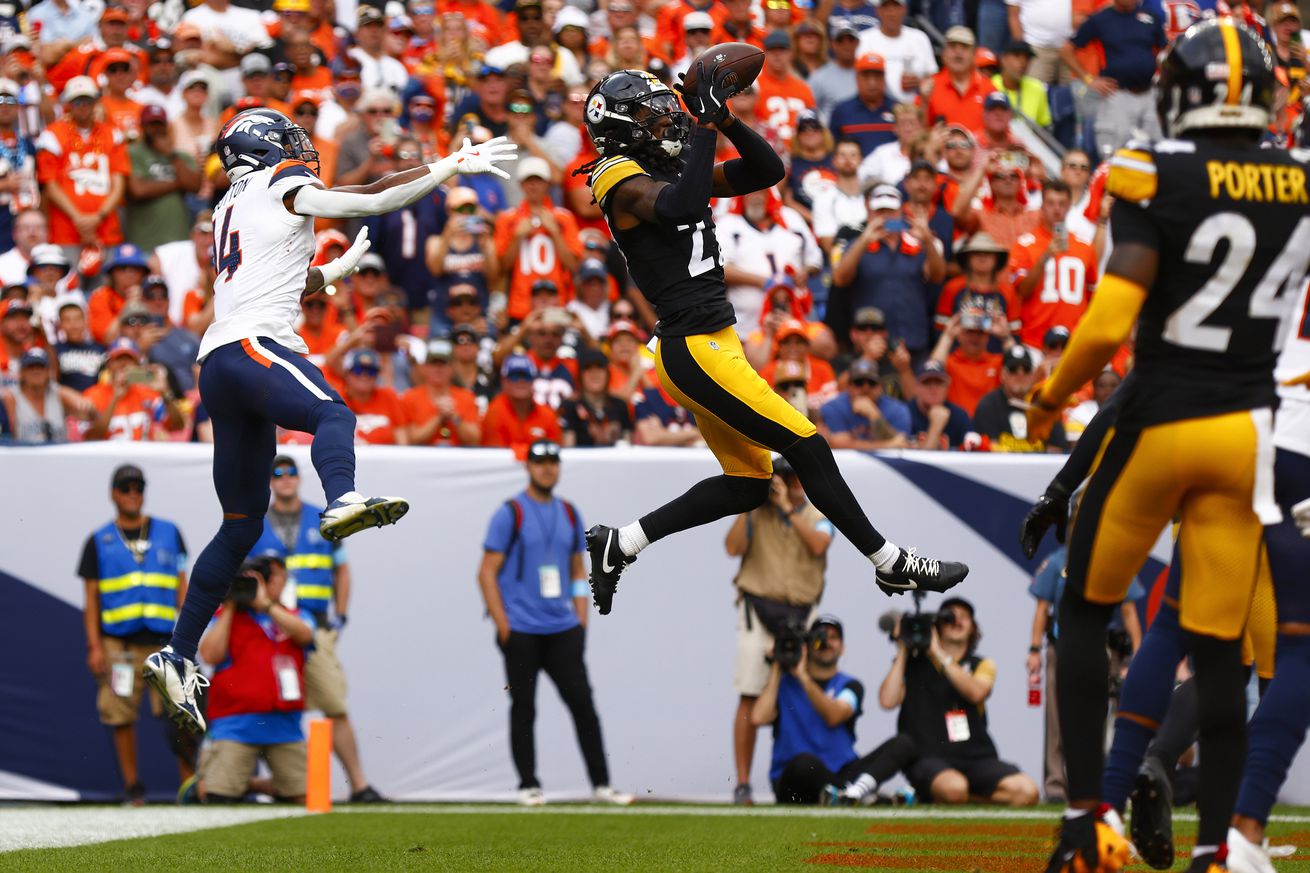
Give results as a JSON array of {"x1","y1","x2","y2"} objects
[
  {"x1": 142, "y1": 646, "x2": 210, "y2": 734},
  {"x1": 517, "y1": 787, "x2": 546, "y2": 807},
  {"x1": 593, "y1": 785, "x2": 634, "y2": 806},
  {"x1": 319, "y1": 492, "x2": 409, "y2": 542},
  {"x1": 1227, "y1": 827, "x2": 1278, "y2": 873}
]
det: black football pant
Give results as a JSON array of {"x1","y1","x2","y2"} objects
[
  {"x1": 773, "y1": 734, "x2": 917, "y2": 804},
  {"x1": 499, "y1": 625, "x2": 609, "y2": 790}
]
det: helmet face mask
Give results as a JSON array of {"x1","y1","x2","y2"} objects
[
  {"x1": 218, "y1": 109, "x2": 321, "y2": 181},
  {"x1": 585, "y1": 70, "x2": 692, "y2": 160}
]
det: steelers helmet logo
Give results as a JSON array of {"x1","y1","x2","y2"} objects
[{"x1": 586, "y1": 93, "x2": 607, "y2": 124}]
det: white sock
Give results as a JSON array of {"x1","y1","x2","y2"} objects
[
  {"x1": 869, "y1": 542, "x2": 901, "y2": 571},
  {"x1": 1063, "y1": 807, "x2": 1091, "y2": 821},
  {"x1": 336, "y1": 491, "x2": 365, "y2": 505},
  {"x1": 617, "y1": 522, "x2": 649, "y2": 558},
  {"x1": 844, "y1": 774, "x2": 877, "y2": 800},
  {"x1": 1192, "y1": 846, "x2": 1218, "y2": 859}
]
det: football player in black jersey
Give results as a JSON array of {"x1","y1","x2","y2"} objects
[
  {"x1": 1026, "y1": 20, "x2": 1310, "y2": 873},
  {"x1": 575, "y1": 65, "x2": 968, "y2": 615}
]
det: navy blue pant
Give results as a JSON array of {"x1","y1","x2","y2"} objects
[{"x1": 167, "y1": 337, "x2": 358, "y2": 661}]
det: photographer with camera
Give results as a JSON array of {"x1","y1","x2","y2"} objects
[
  {"x1": 879, "y1": 597, "x2": 1039, "y2": 806},
  {"x1": 196, "y1": 556, "x2": 314, "y2": 803},
  {"x1": 725, "y1": 457, "x2": 833, "y2": 806},
  {"x1": 752, "y1": 616, "x2": 918, "y2": 806}
]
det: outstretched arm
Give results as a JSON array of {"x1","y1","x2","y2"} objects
[
  {"x1": 710, "y1": 115, "x2": 785, "y2": 197},
  {"x1": 287, "y1": 138, "x2": 517, "y2": 220}
]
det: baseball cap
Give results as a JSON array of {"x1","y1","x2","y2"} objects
[
  {"x1": 527, "y1": 439, "x2": 561, "y2": 462},
  {"x1": 578, "y1": 258, "x2": 608, "y2": 282},
  {"x1": 389, "y1": 14, "x2": 414, "y2": 31},
  {"x1": 868, "y1": 183, "x2": 902, "y2": 211},
  {"x1": 854, "y1": 52, "x2": 885, "y2": 73},
  {"x1": 907, "y1": 158, "x2": 937, "y2": 177},
  {"x1": 101, "y1": 46, "x2": 135, "y2": 67},
  {"x1": 291, "y1": 90, "x2": 322, "y2": 109},
  {"x1": 356, "y1": 252, "x2": 386, "y2": 273},
  {"x1": 357, "y1": 5, "x2": 385, "y2": 24},
  {"x1": 451, "y1": 322, "x2": 481, "y2": 341},
  {"x1": 774, "y1": 318, "x2": 810, "y2": 343},
  {"x1": 531, "y1": 278, "x2": 559, "y2": 296},
  {"x1": 111, "y1": 463, "x2": 146, "y2": 489},
  {"x1": 446, "y1": 284, "x2": 480, "y2": 304},
  {"x1": 119, "y1": 302, "x2": 151, "y2": 325},
  {"x1": 426, "y1": 336, "x2": 453, "y2": 360},
  {"x1": 1003, "y1": 345, "x2": 1034, "y2": 371},
  {"x1": 172, "y1": 22, "x2": 201, "y2": 41},
  {"x1": 0, "y1": 297, "x2": 32, "y2": 318},
  {"x1": 810, "y1": 614, "x2": 844, "y2": 639},
  {"x1": 984, "y1": 91, "x2": 1011, "y2": 112},
  {"x1": 944, "y1": 25, "x2": 976, "y2": 46},
  {"x1": 1002, "y1": 38, "x2": 1034, "y2": 56},
  {"x1": 1043, "y1": 326, "x2": 1071, "y2": 349},
  {"x1": 19, "y1": 346, "x2": 49, "y2": 368},
  {"x1": 763, "y1": 29, "x2": 791, "y2": 50},
  {"x1": 478, "y1": 63, "x2": 506, "y2": 78},
  {"x1": 107, "y1": 336, "x2": 141, "y2": 361},
  {"x1": 555, "y1": 5, "x2": 589, "y2": 32},
  {"x1": 100, "y1": 5, "x2": 130, "y2": 21},
  {"x1": 938, "y1": 596, "x2": 975, "y2": 619},
  {"x1": 28, "y1": 244, "x2": 69, "y2": 275},
  {"x1": 62, "y1": 75, "x2": 99, "y2": 102},
  {"x1": 344, "y1": 347, "x2": 381, "y2": 373},
  {"x1": 179, "y1": 69, "x2": 208, "y2": 91},
  {"x1": 272, "y1": 454, "x2": 298, "y2": 475},
  {"x1": 975, "y1": 47, "x2": 997, "y2": 68},
  {"x1": 517, "y1": 156, "x2": 552, "y2": 182},
  {"x1": 502, "y1": 353, "x2": 538, "y2": 380},
  {"x1": 607, "y1": 319, "x2": 643, "y2": 341},
  {"x1": 853, "y1": 306, "x2": 886, "y2": 329},
  {"x1": 105, "y1": 243, "x2": 148, "y2": 272},
  {"x1": 831, "y1": 21, "x2": 860, "y2": 40},
  {"x1": 848, "y1": 358, "x2": 880, "y2": 381},
  {"x1": 684, "y1": 10, "x2": 713, "y2": 31},
  {"x1": 1273, "y1": 1, "x2": 1300, "y2": 22},
  {"x1": 578, "y1": 346, "x2": 609, "y2": 370},
  {"x1": 140, "y1": 103, "x2": 167, "y2": 125},
  {"x1": 446, "y1": 186, "x2": 479, "y2": 210},
  {"x1": 240, "y1": 53, "x2": 272, "y2": 76},
  {"x1": 796, "y1": 108, "x2": 822, "y2": 130},
  {"x1": 917, "y1": 359, "x2": 950, "y2": 382},
  {"x1": 274, "y1": 0, "x2": 312, "y2": 11}
]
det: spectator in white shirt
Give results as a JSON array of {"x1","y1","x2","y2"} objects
[
  {"x1": 810, "y1": 22, "x2": 860, "y2": 123},
  {"x1": 858, "y1": 102, "x2": 923, "y2": 188},
  {"x1": 811, "y1": 139, "x2": 869, "y2": 252},
  {"x1": 719, "y1": 190, "x2": 822, "y2": 335},
  {"x1": 350, "y1": 6, "x2": 410, "y2": 95},
  {"x1": 1005, "y1": 0, "x2": 1073, "y2": 84},
  {"x1": 856, "y1": 0, "x2": 938, "y2": 103},
  {"x1": 0, "y1": 209, "x2": 45, "y2": 286}
]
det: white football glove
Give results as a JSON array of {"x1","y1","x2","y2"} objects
[
  {"x1": 1293, "y1": 496, "x2": 1310, "y2": 539},
  {"x1": 450, "y1": 136, "x2": 518, "y2": 180},
  {"x1": 319, "y1": 226, "x2": 371, "y2": 287}
]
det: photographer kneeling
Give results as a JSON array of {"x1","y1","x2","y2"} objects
[
  {"x1": 879, "y1": 597, "x2": 1038, "y2": 806},
  {"x1": 753, "y1": 616, "x2": 917, "y2": 805},
  {"x1": 197, "y1": 557, "x2": 315, "y2": 803}
]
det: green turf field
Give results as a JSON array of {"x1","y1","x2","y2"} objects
[{"x1": 5, "y1": 805, "x2": 1310, "y2": 872}]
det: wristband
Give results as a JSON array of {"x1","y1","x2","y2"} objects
[{"x1": 1029, "y1": 645, "x2": 1041, "y2": 654}]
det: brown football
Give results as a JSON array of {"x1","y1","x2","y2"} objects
[{"x1": 681, "y1": 42, "x2": 765, "y2": 101}]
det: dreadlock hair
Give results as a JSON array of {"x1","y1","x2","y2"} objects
[{"x1": 571, "y1": 143, "x2": 688, "y2": 202}]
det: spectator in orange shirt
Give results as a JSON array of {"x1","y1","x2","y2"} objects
[
  {"x1": 402, "y1": 336, "x2": 483, "y2": 446},
  {"x1": 760, "y1": 318, "x2": 837, "y2": 414},
  {"x1": 930, "y1": 309, "x2": 1005, "y2": 417},
  {"x1": 926, "y1": 27, "x2": 996, "y2": 133},
  {"x1": 82, "y1": 337, "x2": 184, "y2": 441},
  {"x1": 482, "y1": 353, "x2": 563, "y2": 449},
  {"x1": 659, "y1": 0, "x2": 716, "y2": 64},
  {"x1": 755, "y1": 30, "x2": 816, "y2": 145},
  {"x1": 339, "y1": 348, "x2": 409, "y2": 445},
  {"x1": 298, "y1": 291, "x2": 346, "y2": 369},
  {"x1": 86, "y1": 243, "x2": 150, "y2": 345},
  {"x1": 36, "y1": 76, "x2": 130, "y2": 253},
  {"x1": 934, "y1": 231, "x2": 1019, "y2": 334},
  {"x1": 1007, "y1": 178, "x2": 1098, "y2": 349},
  {"x1": 953, "y1": 151, "x2": 1034, "y2": 251},
  {"x1": 713, "y1": 0, "x2": 767, "y2": 48},
  {"x1": 98, "y1": 48, "x2": 144, "y2": 139},
  {"x1": 41, "y1": 6, "x2": 144, "y2": 96},
  {"x1": 494, "y1": 157, "x2": 582, "y2": 322}
]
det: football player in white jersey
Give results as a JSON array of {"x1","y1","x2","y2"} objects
[{"x1": 144, "y1": 108, "x2": 516, "y2": 733}]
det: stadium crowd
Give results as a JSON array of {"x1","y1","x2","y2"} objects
[{"x1": 1, "y1": 0, "x2": 1297, "y2": 452}]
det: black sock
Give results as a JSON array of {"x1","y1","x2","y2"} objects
[
  {"x1": 781, "y1": 434, "x2": 885, "y2": 554},
  {"x1": 1187, "y1": 632, "x2": 1247, "y2": 849},
  {"x1": 1056, "y1": 589, "x2": 1115, "y2": 802},
  {"x1": 1145, "y1": 677, "x2": 1198, "y2": 771},
  {"x1": 639, "y1": 474, "x2": 770, "y2": 543}
]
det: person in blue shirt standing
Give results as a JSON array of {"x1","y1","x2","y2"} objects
[
  {"x1": 828, "y1": 53, "x2": 900, "y2": 155},
  {"x1": 819, "y1": 359, "x2": 912, "y2": 449},
  {"x1": 478, "y1": 440, "x2": 632, "y2": 806}
]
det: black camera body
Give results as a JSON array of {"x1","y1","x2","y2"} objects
[
  {"x1": 773, "y1": 617, "x2": 809, "y2": 671},
  {"x1": 899, "y1": 611, "x2": 938, "y2": 657},
  {"x1": 229, "y1": 572, "x2": 259, "y2": 608}
]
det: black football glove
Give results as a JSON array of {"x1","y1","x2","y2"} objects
[
  {"x1": 1019, "y1": 486, "x2": 1070, "y2": 560},
  {"x1": 675, "y1": 60, "x2": 731, "y2": 127}
]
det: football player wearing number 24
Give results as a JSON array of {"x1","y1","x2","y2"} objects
[
  {"x1": 576, "y1": 58, "x2": 968, "y2": 618},
  {"x1": 142, "y1": 109, "x2": 516, "y2": 735}
]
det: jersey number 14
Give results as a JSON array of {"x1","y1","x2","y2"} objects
[
  {"x1": 215, "y1": 208, "x2": 243, "y2": 280},
  {"x1": 1166, "y1": 212, "x2": 1310, "y2": 353}
]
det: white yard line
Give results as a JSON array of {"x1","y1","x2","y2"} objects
[{"x1": 0, "y1": 806, "x2": 306, "y2": 852}]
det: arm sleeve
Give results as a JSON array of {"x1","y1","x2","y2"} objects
[
  {"x1": 483, "y1": 503, "x2": 514, "y2": 553},
  {"x1": 78, "y1": 535, "x2": 98, "y2": 580},
  {"x1": 654, "y1": 126, "x2": 718, "y2": 222},
  {"x1": 718, "y1": 118, "x2": 786, "y2": 195},
  {"x1": 839, "y1": 679, "x2": 864, "y2": 718},
  {"x1": 293, "y1": 157, "x2": 464, "y2": 219}
]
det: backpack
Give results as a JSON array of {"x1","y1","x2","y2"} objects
[{"x1": 503, "y1": 497, "x2": 579, "y2": 579}]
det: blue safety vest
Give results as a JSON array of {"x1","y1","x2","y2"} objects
[
  {"x1": 769, "y1": 671, "x2": 860, "y2": 782},
  {"x1": 93, "y1": 518, "x2": 183, "y2": 637},
  {"x1": 251, "y1": 505, "x2": 336, "y2": 615}
]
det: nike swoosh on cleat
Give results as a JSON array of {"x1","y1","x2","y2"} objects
[
  {"x1": 601, "y1": 530, "x2": 616, "y2": 575},
  {"x1": 879, "y1": 579, "x2": 918, "y2": 590}
]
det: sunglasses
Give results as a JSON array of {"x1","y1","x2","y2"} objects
[
  {"x1": 0, "y1": 95, "x2": 18, "y2": 105},
  {"x1": 518, "y1": 10, "x2": 543, "y2": 19},
  {"x1": 123, "y1": 316, "x2": 151, "y2": 326},
  {"x1": 185, "y1": 81, "x2": 209, "y2": 91},
  {"x1": 505, "y1": 372, "x2": 534, "y2": 382},
  {"x1": 509, "y1": 103, "x2": 534, "y2": 114},
  {"x1": 452, "y1": 203, "x2": 478, "y2": 214},
  {"x1": 359, "y1": 268, "x2": 384, "y2": 276},
  {"x1": 365, "y1": 108, "x2": 392, "y2": 116},
  {"x1": 272, "y1": 466, "x2": 298, "y2": 478},
  {"x1": 296, "y1": 108, "x2": 319, "y2": 117},
  {"x1": 455, "y1": 334, "x2": 478, "y2": 344},
  {"x1": 851, "y1": 378, "x2": 878, "y2": 387},
  {"x1": 1064, "y1": 162, "x2": 1090, "y2": 171},
  {"x1": 797, "y1": 121, "x2": 821, "y2": 131},
  {"x1": 396, "y1": 150, "x2": 421, "y2": 160},
  {"x1": 945, "y1": 140, "x2": 972, "y2": 150},
  {"x1": 106, "y1": 63, "x2": 132, "y2": 73},
  {"x1": 114, "y1": 482, "x2": 145, "y2": 494},
  {"x1": 992, "y1": 172, "x2": 1019, "y2": 181}
]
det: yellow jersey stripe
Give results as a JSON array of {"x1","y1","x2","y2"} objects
[
  {"x1": 1220, "y1": 19, "x2": 1242, "y2": 105},
  {"x1": 99, "y1": 572, "x2": 180, "y2": 594},
  {"x1": 590, "y1": 157, "x2": 645, "y2": 206},
  {"x1": 296, "y1": 584, "x2": 334, "y2": 601},
  {"x1": 101, "y1": 602, "x2": 179, "y2": 625},
  {"x1": 286, "y1": 554, "x2": 334, "y2": 570}
]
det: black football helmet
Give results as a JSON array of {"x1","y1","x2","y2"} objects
[
  {"x1": 1156, "y1": 17, "x2": 1275, "y2": 137},
  {"x1": 216, "y1": 108, "x2": 320, "y2": 181},
  {"x1": 584, "y1": 69, "x2": 693, "y2": 158}
]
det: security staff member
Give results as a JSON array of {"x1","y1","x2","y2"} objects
[
  {"x1": 478, "y1": 440, "x2": 632, "y2": 807},
  {"x1": 79, "y1": 463, "x2": 189, "y2": 804},
  {"x1": 249, "y1": 455, "x2": 384, "y2": 803}
]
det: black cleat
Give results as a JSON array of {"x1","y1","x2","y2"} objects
[
  {"x1": 586, "y1": 524, "x2": 633, "y2": 615},
  {"x1": 1044, "y1": 811, "x2": 1131, "y2": 873},
  {"x1": 1130, "y1": 756, "x2": 1175, "y2": 870},
  {"x1": 875, "y1": 548, "x2": 969, "y2": 597}
]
